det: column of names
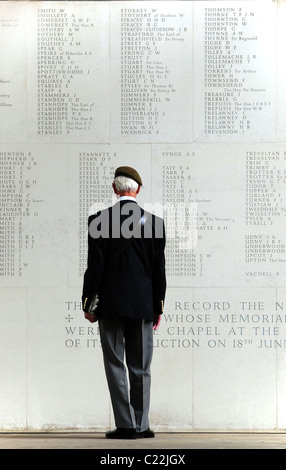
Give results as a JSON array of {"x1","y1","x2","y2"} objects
[
  {"x1": 194, "y1": 1, "x2": 276, "y2": 141},
  {"x1": 112, "y1": 2, "x2": 192, "y2": 141},
  {"x1": 0, "y1": 151, "x2": 40, "y2": 278},
  {"x1": 244, "y1": 150, "x2": 286, "y2": 268}
]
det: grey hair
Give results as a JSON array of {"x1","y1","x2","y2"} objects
[{"x1": 113, "y1": 176, "x2": 139, "y2": 192}]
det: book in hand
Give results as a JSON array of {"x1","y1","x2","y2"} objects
[{"x1": 88, "y1": 294, "x2": 99, "y2": 315}]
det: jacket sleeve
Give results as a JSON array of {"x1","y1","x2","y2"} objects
[
  {"x1": 82, "y1": 215, "x2": 105, "y2": 312},
  {"x1": 152, "y1": 218, "x2": 167, "y2": 316}
]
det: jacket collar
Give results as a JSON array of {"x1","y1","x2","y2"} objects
[{"x1": 119, "y1": 196, "x2": 137, "y2": 202}]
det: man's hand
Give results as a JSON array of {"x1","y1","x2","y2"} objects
[
  {"x1": 153, "y1": 314, "x2": 161, "y2": 330},
  {"x1": 84, "y1": 312, "x2": 98, "y2": 323}
]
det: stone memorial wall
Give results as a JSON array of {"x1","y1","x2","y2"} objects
[{"x1": 1, "y1": 0, "x2": 286, "y2": 432}]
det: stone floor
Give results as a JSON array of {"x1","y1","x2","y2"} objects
[{"x1": 0, "y1": 432, "x2": 286, "y2": 449}]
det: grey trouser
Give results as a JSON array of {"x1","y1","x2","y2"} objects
[{"x1": 98, "y1": 316, "x2": 153, "y2": 432}]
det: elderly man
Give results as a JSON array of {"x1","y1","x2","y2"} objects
[{"x1": 82, "y1": 166, "x2": 166, "y2": 439}]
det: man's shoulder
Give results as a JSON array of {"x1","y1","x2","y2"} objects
[
  {"x1": 88, "y1": 206, "x2": 112, "y2": 223},
  {"x1": 139, "y1": 209, "x2": 165, "y2": 240},
  {"x1": 143, "y1": 209, "x2": 164, "y2": 224}
]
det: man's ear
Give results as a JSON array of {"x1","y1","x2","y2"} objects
[
  {"x1": 112, "y1": 182, "x2": 118, "y2": 195},
  {"x1": 136, "y1": 185, "x2": 141, "y2": 195}
]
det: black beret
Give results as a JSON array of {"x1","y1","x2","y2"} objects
[{"x1": 114, "y1": 166, "x2": 142, "y2": 186}]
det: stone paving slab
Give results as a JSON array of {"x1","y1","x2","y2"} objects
[{"x1": 0, "y1": 432, "x2": 286, "y2": 449}]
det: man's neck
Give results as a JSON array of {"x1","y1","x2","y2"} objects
[
  {"x1": 119, "y1": 195, "x2": 136, "y2": 201},
  {"x1": 118, "y1": 190, "x2": 137, "y2": 198}
]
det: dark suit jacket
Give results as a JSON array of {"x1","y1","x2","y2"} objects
[{"x1": 82, "y1": 199, "x2": 166, "y2": 321}]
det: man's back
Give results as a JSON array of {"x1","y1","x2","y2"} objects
[{"x1": 82, "y1": 199, "x2": 166, "y2": 321}]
